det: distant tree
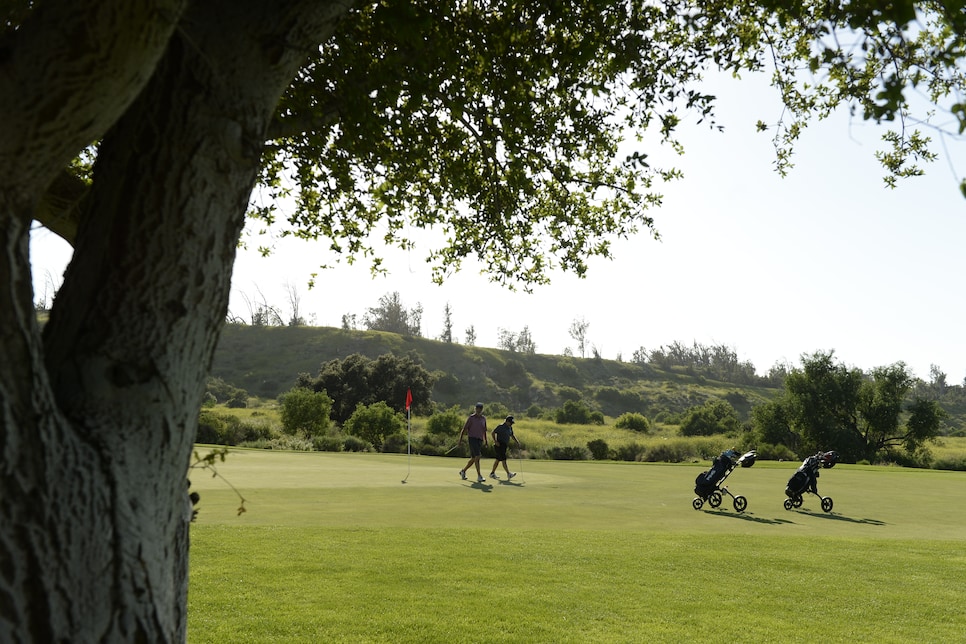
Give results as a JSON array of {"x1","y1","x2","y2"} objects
[
  {"x1": 750, "y1": 397, "x2": 798, "y2": 451},
  {"x1": 304, "y1": 352, "x2": 435, "y2": 424},
  {"x1": 465, "y1": 325, "x2": 477, "y2": 347},
  {"x1": 679, "y1": 399, "x2": 741, "y2": 436},
  {"x1": 285, "y1": 281, "x2": 307, "y2": 327},
  {"x1": 929, "y1": 364, "x2": 948, "y2": 399},
  {"x1": 517, "y1": 326, "x2": 536, "y2": 355},
  {"x1": 569, "y1": 317, "x2": 589, "y2": 358},
  {"x1": 615, "y1": 412, "x2": 650, "y2": 433},
  {"x1": 341, "y1": 313, "x2": 358, "y2": 331},
  {"x1": 497, "y1": 328, "x2": 518, "y2": 352},
  {"x1": 343, "y1": 402, "x2": 404, "y2": 449},
  {"x1": 279, "y1": 387, "x2": 333, "y2": 437},
  {"x1": 440, "y1": 302, "x2": 454, "y2": 343},
  {"x1": 631, "y1": 347, "x2": 648, "y2": 365},
  {"x1": 239, "y1": 287, "x2": 283, "y2": 326},
  {"x1": 555, "y1": 399, "x2": 598, "y2": 425},
  {"x1": 781, "y1": 351, "x2": 945, "y2": 461},
  {"x1": 364, "y1": 291, "x2": 422, "y2": 336},
  {"x1": 426, "y1": 406, "x2": 465, "y2": 437}
]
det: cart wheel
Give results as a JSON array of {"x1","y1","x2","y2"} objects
[
  {"x1": 793, "y1": 496, "x2": 803, "y2": 508},
  {"x1": 783, "y1": 498, "x2": 794, "y2": 511},
  {"x1": 709, "y1": 491, "x2": 723, "y2": 508},
  {"x1": 733, "y1": 496, "x2": 748, "y2": 513},
  {"x1": 692, "y1": 497, "x2": 704, "y2": 510},
  {"x1": 821, "y1": 496, "x2": 834, "y2": 513}
]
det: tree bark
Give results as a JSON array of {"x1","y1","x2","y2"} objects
[{"x1": 1, "y1": 1, "x2": 351, "y2": 640}]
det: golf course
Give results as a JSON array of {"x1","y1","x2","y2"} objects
[{"x1": 187, "y1": 449, "x2": 966, "y2": 643}]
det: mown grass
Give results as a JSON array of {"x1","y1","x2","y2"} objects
[{"x1": 188, "y1": 450, "x2": 966, "y2": 643}]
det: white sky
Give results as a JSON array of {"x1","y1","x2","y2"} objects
[{"x1": 29, "y1": 73, "x2": 966, "y2": 383}]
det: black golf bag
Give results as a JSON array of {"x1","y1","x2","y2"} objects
[
  {"x1": 783, "y1": 450, "x2": 839, "y2": 512},
  {"x1": 692, "y1": 449, "x2": 756, "y2": 512}
]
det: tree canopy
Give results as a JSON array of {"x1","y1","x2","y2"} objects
[
  {"x1": 754, "y1": 351, "x2": 946, "y2": 461},
  {"x1": 3, "y1": 1, "x2": 965, "y2": 640}
]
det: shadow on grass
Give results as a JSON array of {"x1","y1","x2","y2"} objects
[
  {"x1": 796, "y1": 510, "x2": 886, "y2": 526},
  {"x1": 497, "y1": 480, "x2": 524, "y2": 487},
  {"x1": 465, "y1": 481, "x2": 494, "y2": 493},
  {"x1": 705, "y1": 510, "x2": 796, "y2": 525}
]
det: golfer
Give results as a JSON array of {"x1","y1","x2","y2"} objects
[
  {"x1": 488, "y1": 415, "x2": 521, "y2": 480},
  {"x1": 458, "y1": 402, "x2": 488, "y2": 482}
]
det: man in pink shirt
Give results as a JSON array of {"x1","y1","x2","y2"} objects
[{"x1": 458, "y1": 402, "x2": 488, "y2": 482}]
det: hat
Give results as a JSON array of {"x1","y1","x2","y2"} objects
[
  {"x1": 475, "y1": 402, "x2": 484, "y2": 408},
  {"x1": 505, "y1": 415, "x2": 514, "y2": 423}
]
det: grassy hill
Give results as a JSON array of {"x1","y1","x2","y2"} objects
[{"x1": 210, "y1": 323, "x2": 781, "y2": 421}]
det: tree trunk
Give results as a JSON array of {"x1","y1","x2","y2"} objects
[{"x1": 1, "y1": 2, "x2": 349, "y2": 640}]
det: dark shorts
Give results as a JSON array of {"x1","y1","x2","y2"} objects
[
  {"x1": 494, "y1": 443, "x2": 508, "y2": 461},
  {"x1": 468, "y1": 437, "x2": 483, "y2": 457}
]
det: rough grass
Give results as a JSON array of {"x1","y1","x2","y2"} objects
[{"x1": 188, "y1": 450, "x2": 966, "y2": 643}]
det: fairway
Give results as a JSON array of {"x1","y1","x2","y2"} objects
[{"x1": 188, "y1": 450, "x2": 966, "y2": 642}]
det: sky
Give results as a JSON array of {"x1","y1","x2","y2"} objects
[{"x1": 29, "y1": 73, "x2": 966, "y2": 383}]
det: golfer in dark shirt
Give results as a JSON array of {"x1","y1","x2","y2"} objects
[{"x1": 488, "y1": 415, "x2": 521, "y2": 480}]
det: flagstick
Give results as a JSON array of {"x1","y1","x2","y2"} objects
[{"x1": 401, "y1": 405, "x2": 411, "y2": 484}]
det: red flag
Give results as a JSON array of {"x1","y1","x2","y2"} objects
[{"x1": 405, "y1": 388, "x2": 412, "y2": 410}]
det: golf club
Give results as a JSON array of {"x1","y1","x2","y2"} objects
[{"x1": 444, "y1": 443, "x2": 459, "y2": 455}]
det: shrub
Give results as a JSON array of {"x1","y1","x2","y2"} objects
[
  {"x1": 279, "y1": 387, "x2": 333, "y2": 437},
  {"x1": 342, "y1": 435, "x2": 371, "y2": 452},
  {"x1": 381, "y1": 433, "x2": 410, "y2": 453},
  {"x1": 343, "y1": 401, "x2": 404, "y2": 448},
  {"x1": 679, "y1": 400, "x2": 741, "y2": 436},
  {"x1": 615, "y1": 412, "x2": 650, "y2": 433},
  {"x1": 225, "y1": 390, "x2": 249, "y2": 408},
  {"x1": 557, "y1": 386, "x2": 581, "y2": 402},
  {"x1": 932, "y1": 454, "x2": 966, "y2": 471},
  {"x1": 312, "y1": 435, "x2": 343, "y2": 452},
  {"x1": 526, "y1": 404, "x2": 544, "y2": 418},
  {"x1": 753, "y1": 442, "x2": 797, "y2": 462},
  {"x1": 483, "y1": 401, "x2": 510, "y2": 420},
  {"x1": 613, "y1": 442, "x2": 645, "y2": 462},
  {"x1": 555, "y1": 399, "x2": 594, "y2": 424},
  {"x1": 426, "y1": 407, "x2": 464, "y2": 437},
  {"x1": 587, "y1": 439, "x2": 610, "y2": 460},
  {"x1": 196, "y1": 410, "x2": 273, "y2": 446},
  {"x1": 547, "y1": 445, "x2": 589, "y2": 460}
]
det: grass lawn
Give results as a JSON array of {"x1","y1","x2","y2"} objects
[{"x1": 188, "y1": 450, "x2": 966, "y2": 643}]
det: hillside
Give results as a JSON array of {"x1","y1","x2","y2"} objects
[{"x1": 210, "y1": 324, "x2": 781, "y2": 420}]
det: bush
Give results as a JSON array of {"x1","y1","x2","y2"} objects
[
  {"x1": 547, "y1": 445, "x2": 589, "y2": 460},
  {"x1": 555, "y1": 399, "x2": 594, "y2": 425},
  {"x1": 752, "y1": 442, "x2": 798, "y2": 462},
  {"x1": 615, "y1": 412, "x2": 650, "y2": 433},
  {"x1": 932, "y1": 454, "x2": 966, "y2": 471},
  {"x1": 587, "y1": 439, "x2": 610, "y2": 460},
  {"x1": 343, "y1": 401, "x2": 404, "y2": 448},
  {"x1": 196, "y1": 410, "x2": 273, "y2": 446},
  {"x1": 225, "y1": 391, "x2": 249, "y2": 408},
  {"x1": 279, "y1": 387, "x2": 333, "y2": 437},
  {"x1": 381, "y1": 433, "x2": 410, "y2": 453},
  {"x1": 426, "y1": 407, "x2": 464, "y2": 437},
  {"x1": 557, "y1": 386, "x2": 581, "y2": 402},
  {"x1": 342, "y1": 435, "x2": 371, "y2": 452},
  {"x1": 679, "y1": 400, "x2": 741, "y2": 436},
  {"x1": 613, "y1": 442, "x2": 645, "y2": 462},
  {"x1": 312, "y1": 435, "x2": 344, "y2": 452}
]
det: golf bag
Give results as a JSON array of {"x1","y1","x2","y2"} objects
[
  {"x1": 692, "y1": 449, "x2": 757, "y2": 513},
  {"x1": 784, "y1": 450, "x2": 839, "y2": 513}
]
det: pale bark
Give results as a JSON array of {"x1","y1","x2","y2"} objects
[{"x1": 1, "y1": 1, "x2": 352, "y2": 641}]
